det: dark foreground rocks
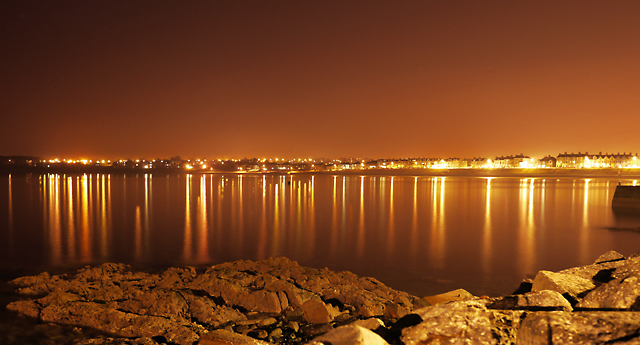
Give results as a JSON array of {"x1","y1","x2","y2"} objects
[{"x1": 6, "y1": 251, "x2": 640, "y2": 344}]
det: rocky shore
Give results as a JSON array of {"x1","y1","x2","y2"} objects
[{"x1": 6, "y1": 251, "x2": 640, "y2": 344}]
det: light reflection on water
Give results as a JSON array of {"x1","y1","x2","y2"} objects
[{"x1": 1, "y1": 173, "x2": 640, "y2": 297}]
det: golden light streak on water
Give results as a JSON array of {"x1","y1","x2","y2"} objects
[
  {"x1": 67, "y1": 176, "x2": 76, "y2": 262},
  {"x1": 217, "y1": 176, "x2": 224, "y2": 245},
  {"x1": 100, "y1": 174, "x2": 108, "y2": 259},
  {"x1": 429, "y1": 177, "x2": 446, "y2": 269},
  {"x1": 7, "y1": 174, "x2": 13, "y2": 247},
  {"x1": 430, "y1": 177, "x2": 438, "y2": 267},
  {"x1": 410, "y1": 177, "x2": 418, "y2": 257},
  {"x1": 258, "y1": 175, "x2": 267, "y2": 259},
  {"x1": 144, "y1": 174, "x2": 151, "y2": 260},
  {"x1": 387, "y1": 176, "x2": 395, "y2": 257},
  {"x1": 80, "y1": 174, "x2": 91, "y2": 261},
  {"x1": 517, "y1": 178, "x2": 535, "y2": 277},
  {"x1": 49, "y1": 174, "x2": 62, "y2": 265},
  {"x1": 482, "y1": 178, "x2": 493, "y2": 275},
  {"x1": 183, "y1": 174, "x2": 192, "y2": 261},
  {"x1": 272, "y1": 183, "x2": 280, "y2": 256},
  {"x1": 580, "y1": 179, "x2": 591, "y2": 263},
  {"x1": 230, "y1": 178, "x2": 237, "y2": 248},
  {"x1": 238, "y1": 174, "x2": 244, "y2": 250},
  {"x1": 331, "y1": 176, "x2": 338, "y2": 257},
  {"x1": 358, "y1": 176, "x2": 366, "y2": 258},
  {"x1": 197, "y1": 175, "x2": 209, "y2": 262},
  {"x1": 135, "y1": 205, "x2": 142, "y2": 260},
  {"x1": 527, "y1": 179, "x2": 536, "y2": 276},
  {"x1": 309, "y1": 175, "x2": 315, "y2": 259},
  {"x1": 295, "y1": 181, "x2": 302, "y2": 256},
  {"x1": 341, "y1": 176, "x2": 346, "y2": 254}
]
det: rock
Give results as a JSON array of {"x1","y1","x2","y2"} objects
[
  {"x1": 594, "y1": 250, "x2": 626, "y2": 264},
  {"x1": 182, "y1": 293, "x2": 247, "y2": 327},
  {"x1": 486, "y1": 290, "x2": 572, "y2": 311},
  {"x1": 310, "y1": 325, "x2": 389, "y2": 345},
  {"x1": 577, "y1": 274, "x2": 640, "y2": 310},
  {"x1": 4, "y1": 258, "x2": 420, "y2": 344},
  {"x1": 422, "y1": 288, "x2": 474, "y2": 305},
  {"x1": 286, "y1": 321, "x2": 300, "y2": 332},
  {"x1": 253, "y1": 329, "x2": 269, "y2": 339},
  {"x1": 302, "y1": 299, "x2": 333, "y2": 324},
  {"x1": 401, "y1": 300, "x2": 522, "y2": 345},
  {"x1": 383, "y1": 302, "x2": 408, "y2": 319},
  {"x1": 350, "y1": 318, "x2": 385, "y2": 330},
  {"x1": 258, "y1": 317, "x2": 278, "y2": 327},
  {"x1": 518, "y1": 311, "x2": 640, "y2": 344},
  {"x1": 518, "y1": 290, "x2": 573, "y2": 311},
  {"x1": 269, "y1": 328, "x2": 283, "y2": 338},
  {"x1": 512, "y1": 279, "x2": 533, "y2": 295},
  {"x1": 77, "y1": 337, "x2": 160, "y2": 345},
  {"x1": 199, "y1": 329, "x2": 274, "y2": 345},
  {"x1": 531, "y1": 270, "x2": 595, "y2": 302}
]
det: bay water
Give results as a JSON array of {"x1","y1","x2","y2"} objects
[{"x1": 2, "y1": 173, "x2": 640, "y2": 297}]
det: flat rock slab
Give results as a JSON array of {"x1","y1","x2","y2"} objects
[
  {"x1": 531, "y1": 270, "x2": 595, "y2": 300},
  {"x1": 518, "y1": 311, "x2": 640, "y2": 345},
  {"x1": 309, "y1": 325, "x2": 389, "y2": 345},
  {"x1": 200, "y1": 329, "x2": 274, "y2": 345}
]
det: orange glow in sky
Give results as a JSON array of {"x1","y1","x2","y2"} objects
[{"x1": 2, "y1": 1, "x2": 640, "y2": 159}]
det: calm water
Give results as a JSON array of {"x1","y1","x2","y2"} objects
[{"x1": 2, "y1": 173, "x2": 640, "y2": 297}]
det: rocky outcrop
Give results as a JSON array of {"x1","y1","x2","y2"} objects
[
  {"x1": 7, "y1": 251, "x2": 640, "y2": 345},
  {"x1": 6, "y1": 257, "x2": 420, "y2": 345}
]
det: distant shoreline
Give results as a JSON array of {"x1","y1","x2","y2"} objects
[{"x1": 3, "y1": 166, "x2": 640, "y2": 178}]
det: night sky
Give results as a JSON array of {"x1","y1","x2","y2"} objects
[{"x1": 2, "y1": 1, "x2": 640, "y2": 160}]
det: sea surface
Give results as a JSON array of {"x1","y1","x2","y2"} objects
[{"x1": 2, "y1": 173, "x2": 640, "y2": 297}]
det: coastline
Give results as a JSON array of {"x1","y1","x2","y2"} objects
[
  {"x1": 4, "y1": 165, "x2": 640, "y2": 179},
  {"x1": 4, "y1": 251, "x2": 640, "y2": 344}
]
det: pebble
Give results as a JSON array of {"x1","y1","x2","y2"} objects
[
  {"x1": 286, "y1": 321, "x2": 300, "y2": 332},
  {"x1": 269, "y1": 328, "x2": 283, "y2": 338},
  {"x1": 258, "y1": 317, "x2": 278, "y2": 327}
]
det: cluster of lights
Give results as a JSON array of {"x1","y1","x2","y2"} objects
[{"x1": 29, "y1": 153, "x2": 640, "y2": 172}]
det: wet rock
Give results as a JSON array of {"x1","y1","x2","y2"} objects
[
  {"x1": 383, "y1": 302, "x2": 408, "y2": 319},
  {"x1": 302, "y1": 299, "x2": 333, "y2": 324},
  {"x1": 269, "y1": 328, "x2": 283, "y2": 338},
  {"x1": 77, "y1": 336, "x2": 160, "y2": 345},
  {"x1": 182, "y1": 293, "x2": 247, "y2": 327},
  {"x1": 310, "y1": 325, "x2": 389, "y2": 345},
  {"x1": 531, "y1": 270, "x2": 595, "y2": 302},
  {"x1": 258, "y1": 317, "x2": 278, "y2": 327},
  {"x1": 116, "y1": 288, "x2": 189, "y2": 321},
  {"x1": 401, "y1": 300, "x2": 523, "y2": 345},
  {"x1": 350, "y1": 318, "x2": 385, "y2": 330},
  {"x1": 577, "y1": 272, "x2": 640, "y2": 310},
  {"x1": 199, "y1": 329, "x2": 274, "y2": 345},
  {"x1": 4, "y1": 258, "x2": 421, "y2": 344},
  {"x1": 518, "y1": 311, "x2": 640, "y2": 345},
  {"x1": 512, "y1": 279, "x2": 533, "y2": 295},
  {"x1": 487, "y1": 290, "x2": 572, "y2": 311},
  {"x1": 286, "y1": 321, "x2": 300, "y2": 332},
  {"x1": 594, "y1": 250, "x2": 626, "y2": 264},
  {"x1": 422, "y1": 288, "x2": 474, "y2": 305}
]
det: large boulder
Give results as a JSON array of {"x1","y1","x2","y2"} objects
[
  {"x1": 309, "y1": 325, "x2": 389, "y2": 345},
  {"x1": 401, "y1": 300, "x2": 523, "y2": 345},
  {"x1": 518, "y1": 311, "x2": 640, "y2": 344},
  {"x1": 531, "y1": 270, "x2": 595, "y2": 303}
]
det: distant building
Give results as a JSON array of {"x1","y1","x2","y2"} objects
[
  {"x1": 467, "y1": 157, "x2": 491, "y2": 169},
  {"x1": 538, "y1": 156, "x2": 556, "y2": 168},
  {"x1": 556, "y1": 152, "x2": 639, "y2": 168}
]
